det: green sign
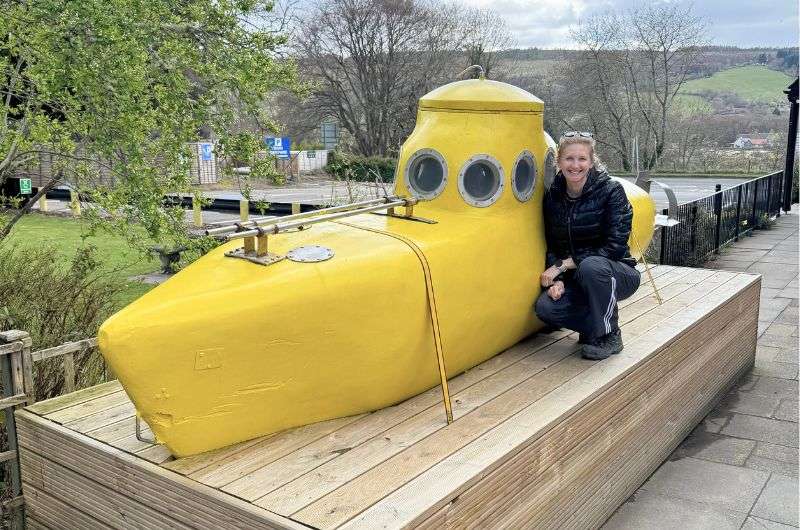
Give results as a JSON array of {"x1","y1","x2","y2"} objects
[{"x1": 19, "y1": 178, "x2": 32, "y2": 195}]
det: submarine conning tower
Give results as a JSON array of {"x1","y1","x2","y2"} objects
[{"x1": 394, "y1": 78, "x2": 555, "y2": 214}]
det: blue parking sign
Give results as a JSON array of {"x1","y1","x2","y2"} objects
[
  {"x1": 265, "y1": 136, "x2": 291, "y2": 159},
  {"x1": 200, "y1": 143, "x2": 213, "y2": 161}
]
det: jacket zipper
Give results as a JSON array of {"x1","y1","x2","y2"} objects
[{"x1": 566, "y1": 199, "x2": 577, "y2": 259}]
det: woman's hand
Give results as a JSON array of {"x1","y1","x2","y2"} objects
[
  {"x1": 562, "y1": 257, "x2": 576, "y2": 270},
  {"x1": 540, "y1": 266, "x2": 561, "y2": 287},
  {"x1": 547, "y1": 281, "x2": 565, "y2": 301}
]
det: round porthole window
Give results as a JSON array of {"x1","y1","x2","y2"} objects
[
  {"x1": 458, "y1": 154, "x2": 504, "y2": 207},
  {"x1": 405, "y1": 149, "x2": 447, "y2": 199},
  {"x1": 543, "y1": 150, "x2": 556, "y2": 191},
  {"x1": 512, "y1": 151, "x2": 537, "y2": 202}
]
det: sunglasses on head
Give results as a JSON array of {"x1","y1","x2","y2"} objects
[{"x1": 563, "y1": 131, "x2": 593, "y2": 138}]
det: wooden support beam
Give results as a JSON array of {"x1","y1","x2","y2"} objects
[{"x1": 64, "y1": 353, "x2": 76, "y2": 393}]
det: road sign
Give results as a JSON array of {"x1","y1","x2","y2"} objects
[
  {"x1": 265, "y1": 137, "x2": 291, "y2": 159},
  {"x1": 19, "y1": 178, "x2": 32, "y2": 195},
  {"x1": 200, "y1": 143, "x2": 213, "y2": 161}
]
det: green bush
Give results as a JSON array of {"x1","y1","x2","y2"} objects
[
  {"x1": 0, "y1": 243, "x2": 123, "y2": 399},
  {"x1": 326, "y1": 151, "x2": 396, "y2": 182}
]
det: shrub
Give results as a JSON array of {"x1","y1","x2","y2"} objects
[
  {"x1": 326, "y1": 151, "x2": 396, "y2": 182},
  {"x1": 0, "y1": 243, "x2": 123, "y2": 399}
]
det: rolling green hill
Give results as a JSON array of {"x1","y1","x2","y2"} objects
[{"x1": 681, "y1": 65, "x2": 793, "y2": 104}]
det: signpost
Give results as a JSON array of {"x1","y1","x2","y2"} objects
[
  {"x1": 265, "y1": 137, "x2": 291, "y2": 160},
  {"x1": 19, "y1": 178, "x2": 32, "y2": 195},
  {"x1": 199, "y1": 143, "x2": 213, "y2": 161}
]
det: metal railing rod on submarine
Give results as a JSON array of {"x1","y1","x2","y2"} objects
[{"x1": 211, "y1": 196, "x2": 418, "y2": 241}]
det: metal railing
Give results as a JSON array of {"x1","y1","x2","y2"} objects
[{"x1": 658, "y1": 170, "x2": 784, "y2": 266}]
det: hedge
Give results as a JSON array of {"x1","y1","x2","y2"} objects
[{"x1": 326, "y1": 151, "x2": 396, "y2": 182}]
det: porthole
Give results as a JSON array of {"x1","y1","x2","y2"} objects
[
  {"x1": 458, "y1": 154, "x2": 504, "y2": 208},
  {"x1": 405, "y1": 149, "x2": 447, "y2": 200},
  {"x1": 512, "y1": 151, "x2": 537, "y2": 202},
  {"x1": 543, "y1": 150, "x2": 556, "y2": 191}
]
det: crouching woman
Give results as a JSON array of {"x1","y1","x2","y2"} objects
[{"x1": 534, "y1": 133, "x2": 640, "y2": 360}]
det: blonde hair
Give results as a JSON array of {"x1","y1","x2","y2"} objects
[{"x1": 556, "y1": 135, "x2": 606, "y2": 172}]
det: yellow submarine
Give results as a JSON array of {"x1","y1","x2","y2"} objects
[{"x1": 98, "y1": 78, "x2": 656, "y2": 457}]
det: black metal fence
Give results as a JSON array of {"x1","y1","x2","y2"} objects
[{"x1": 659, "y1": 170, "x2": 784, "y2": 266}]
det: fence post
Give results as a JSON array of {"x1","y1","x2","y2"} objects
[
  {"x1": 751, "y1": 178, "x2": 760, "y2": 230},
  {"x1": 0, "y1": 330, "x2": 32, "y2": 529},
  {"x1": 776, "y1": 171, "x2": 782, "y2": 218},
  {"x1": 713, "y1": 184, "x2": 723, "y2": 253},
  {"x1": 766, "y1": 173, "x2": 773, "y2": 220},
  {"x1": 689, "y1": 204, "x2": 698, "y2": 264},
  {"x1": 734, "y1": 184, "x2": 743, "y2": 241},
  {"x1": 69, "y1": 189, "x2": 81, "y2": 217},
  {"x1": 659, "y1": 208, "x2": 668, "y2": 265}
]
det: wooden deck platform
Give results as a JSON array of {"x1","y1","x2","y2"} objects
[{"x1": 15, "y1": 265, "x2": 761, "y2": 529}]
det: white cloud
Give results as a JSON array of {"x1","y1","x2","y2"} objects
[{"x1": 457, "y1": 0, "x2": 799, "y2": 48}]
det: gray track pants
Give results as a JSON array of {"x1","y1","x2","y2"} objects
[{"x1": 534, "y1": 256, "x2": 641, "y2": 340}]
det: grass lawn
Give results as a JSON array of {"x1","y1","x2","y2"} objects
[
  {"x1": 681, "y1": 65, "x2": 793, "y2": 104},
  {"x1": 4, "y1": 213, "x2": 158, "y2": 306}
]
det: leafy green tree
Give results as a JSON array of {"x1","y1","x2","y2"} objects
[{"x1": 0, "y1": 0, "x2": 300, "y2": 244}]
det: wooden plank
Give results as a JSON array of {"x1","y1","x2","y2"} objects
[
  {"x1": 0, "y1": 341, "x2": 22, "y2": 356},
  {"x1": 26, "y1": 380, "x2": 122, "y2": 416},
  {"x1": 0, "y1": 393, "x2": 28, "y2": 409},
  {"x1": 85, "y1": 415, "x2": 138, "y2": 444},
  {"x1": 21, "y1": 450, "x2": 192, "y2": 529},
  {"x1": 323, "y1": 275, "x2": 758, "y2": 528},
  {"x1": 23, "y1": 484, "x2": 108, "y2": 530},
  {"x1": 15, "y1": 411, "x2": 306, "y2": 530},
  {"x1": 63, "y1": 353, "x2": 76, "y2": 393},
  {"x1": 48, "y1": 393, "x2": 129, "y2": 427},
  {"x1": 23, "y1": 516, "x2": 51, "y2": 530},
  {"x1": 30, "y1": 337, "x2": 97, "y2": 362},
  {"x1": 253, "y1": 269, "x2": 732, "y2": 519}
]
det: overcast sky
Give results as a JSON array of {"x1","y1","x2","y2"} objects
[{"x1": 458, "y1": 0, "x2": 798, "y2": 49}]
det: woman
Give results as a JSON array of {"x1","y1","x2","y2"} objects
[{"x1": 534, "y1": 133, "x2": 640, "y2": 360}]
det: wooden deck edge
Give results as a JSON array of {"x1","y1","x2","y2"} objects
[
  {"x1": 14, "y1": 410, "x2": 310, "y2": 530},
  {"x1": 427, "y1": 280, "x2": 760, "y2": 528},
  {"x1": 337, "y1": 275, "x2": 760, "y2": 528}
]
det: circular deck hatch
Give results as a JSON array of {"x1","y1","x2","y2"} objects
[{"x1": 287, "y1": 246, "x2": 334, "y2": 263}]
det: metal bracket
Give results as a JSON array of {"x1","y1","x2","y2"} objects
[
  {"x1": 224, "y1": 247, "x2": 285, "y2": 266},
  {"x1": 135, "y1": 415, "x2": 158, "y2": 445},
  {"x1": 370, "y1": 212, "x2": 438, "y2": 224}
]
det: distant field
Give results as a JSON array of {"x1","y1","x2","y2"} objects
[{"x1": 681, "y1": 65, "x2": 793, "y2": 104}]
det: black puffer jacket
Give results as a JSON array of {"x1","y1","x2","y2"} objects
[{"x1": 543, "y1": 167, "x2": 636, "y2": 269}]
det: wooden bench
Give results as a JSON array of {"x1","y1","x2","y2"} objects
[{"x1": 15, "y1": 265, "x2": 760, "y2": 529}]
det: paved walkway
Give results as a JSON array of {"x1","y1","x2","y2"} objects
[{"x1": 605, "y1": 211, "x2": 799, "y2": 529}]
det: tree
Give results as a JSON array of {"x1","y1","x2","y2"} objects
[
  {"x1": 554, "y1": 3, "x2": 707, "y2": 171},
  {"x1": 461, "y1": 8, "x2": 513, "y2": 80},
  {"x1": 0, "y1": 0, "x2": 300, "y2": 243},
  {"x1": 295, "y1": 0, "x2": 508, "y2": 157}
]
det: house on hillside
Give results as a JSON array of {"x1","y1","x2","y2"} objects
[{"x1": 732, "y1": 133, "x2": 773, "y2": 149}]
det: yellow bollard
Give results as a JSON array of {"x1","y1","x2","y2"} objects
[
  {"x1": 192, "y1": 197, "x2": 203, "y2": 228},
  {"x1": 240, "y1": 199, "x2": 249, "y2": 222},
  {"x1": 38, "y1": 195, "x2": 48, "y2": 212},
  {"x1": 291, "y1": 202, "x2": 301, "y2": 215},
  {"x1": 69, "y1": 190, "x2": 81, "y2": 217}
]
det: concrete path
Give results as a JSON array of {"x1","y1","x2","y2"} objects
[{"x1": 605, "y1": 212, "x2": 799, "y2": 530}]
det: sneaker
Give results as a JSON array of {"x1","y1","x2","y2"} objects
[{"x1": 581, "y1": 329, "x2": 623, "y2": 360}]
